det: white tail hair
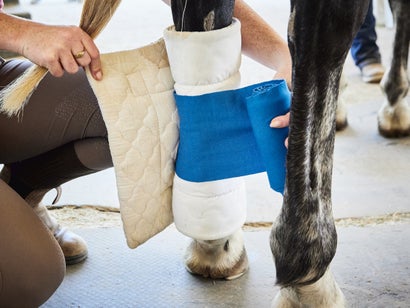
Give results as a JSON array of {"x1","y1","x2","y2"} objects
[{"x1": 0, "y1": 0, "x2": 122, "y2": 117}]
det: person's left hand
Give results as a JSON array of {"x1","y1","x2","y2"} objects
[
  {"x1": 19, "y1": 24, "x2": 102, "y2": 80},
  {"x1": 270, "y1": 112, "x2": 290, "y2": 148}
]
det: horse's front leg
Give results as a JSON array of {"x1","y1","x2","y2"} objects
[
  {"x1": 167, "y1": 0, "x2": 248, "y2": 280},
  {"x1": 270, "y1": 0, "x2": 370, "y2": 307},
  {"x1": 378, "y1": 0, "x2": 410, "y2": 138},
  {"x1": 171, "y1": 0, "x2": 234, "y2": 31}
]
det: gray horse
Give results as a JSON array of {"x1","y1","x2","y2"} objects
[{"x1": 171, "y1": 0, "x2": 408, "y2": 306}]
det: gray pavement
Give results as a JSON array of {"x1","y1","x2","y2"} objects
[
  {"x1": 3, "y1": 1, "x2": 410, "y2": 307},
  {"x1": 42, "y1": 222, "x2": 410, "y2": 308}
]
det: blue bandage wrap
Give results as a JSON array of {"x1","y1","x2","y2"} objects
[{"x1": 175, "y1": 79, "x2": 290, "y2": 194}]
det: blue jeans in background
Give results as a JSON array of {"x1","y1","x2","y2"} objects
[{"x1": 350, "y1": 1, "x2": 382, "y2": 69}]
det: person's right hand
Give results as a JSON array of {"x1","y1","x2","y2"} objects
[
  {"x1": 270, "y1": 112, "x2": 290, "y2": 148},
  {"x1": 20, "y1": 23, "x2": 102, "y2": 80}
]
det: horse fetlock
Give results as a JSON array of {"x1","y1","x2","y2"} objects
[
  {"x1": 377, "y1": 98, "x2": 410, "y2": 137},
  {"x1": 271, "y1": 269, "x2": 345, "y2": 308},
  {"x1": 184, "y1": 228, "x2": 248, "y2": 280}
]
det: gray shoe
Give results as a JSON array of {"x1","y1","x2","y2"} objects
[{"x1": 361, "y1": 63, "x2": 385, "y2": 83}]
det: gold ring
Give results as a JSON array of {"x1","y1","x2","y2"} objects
[{"x1": 74, "y1": 50, "x2": 86, "y2": 59}]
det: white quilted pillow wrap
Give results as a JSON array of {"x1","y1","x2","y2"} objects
[
  {"x1": 86, "y1": 39, "x2": 178, "y2": 249},
  {"x1": 164, "y1": 19, "x2": 248, "y2": 241},
  {"x1": 163, "y1": 19, "x2": 241, "y2": 95}
]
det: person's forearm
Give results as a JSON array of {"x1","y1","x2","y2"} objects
[
  {"x1": 0, "y1": 12, "x2": 51, "y2": 59},
  {"x1": 0, "y1": 11, "x2": 102, "y2": 79},
  {"x1": 234, "y1": 0, "x2": 291, "y2": 85},
  {"x1": 163, "y1": 0, "x2": 291, "y2": 84},
  {"x1": 0, "y1": 12, "x2": 32, "y2": 53}
]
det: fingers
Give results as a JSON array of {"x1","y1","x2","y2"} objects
[
  {"x1": 56, "y1": 46, "x2": 87, "y2": 75},
  {"x1": 270, "y1": 112, "x2": 290, "y2": 128},
  {"x1": 71, "y1": 47, "x2": 91, "y2": 70},
  {"x1": 48, "y1": 46, "x2": 102, "y2": 81},
  {"x1": 82, "y1": 37, "x2": 102, "y2": 80},
  {"x1": 270, "y1": 112, "x2": 290, "y2": 149},
  {"x1": 51, "y1": 28, "x2": 102, "y2": 80},
  {"x1": 46, "y1": 61, "x2": 65, "y2": 78}
]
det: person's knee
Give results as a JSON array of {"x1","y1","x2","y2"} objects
[
  {"x1": 0, "y1": 180, "x2": 65, "y2": 307},
  {"x1": 0, "y1": 241, "x2": 65, "y2": 308},
  {"x1": 74, "y1": 137, "x2": 112, "y2": 170},
  {"x1": 0, "y1": 235, "x2": 65, "y2": 307}
]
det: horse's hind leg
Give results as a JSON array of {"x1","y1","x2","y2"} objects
[
  {"x1": 378, "y1": 0, "x2": 410, "y2": 138},
  {"x1": 270, "y1": 0, "x2": 369, "y2": 306},
  {"x1": 169, "y1": 0, "x2": 248, "y2": 280}
]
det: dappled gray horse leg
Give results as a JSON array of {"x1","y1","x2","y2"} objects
[
  {"x1": 270, "y1": 0, "x2": 370, "y2": 307},
  {"x1": 170, "y1": 0, "x2": 248, "y2": 280},
  {"x1": 171, "y1": 0, "x2": 234, "y2": 31},
  {"x1": 378, "y1": 0, "x2": 410, "y2": 138}
]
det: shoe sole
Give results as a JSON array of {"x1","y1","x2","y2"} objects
[
  {"x1": 362, "y1": 73, "x2": 384, "y2": 83},
  {"x1": 65, "y1": 252, "x2": 88, "y2": 266}
]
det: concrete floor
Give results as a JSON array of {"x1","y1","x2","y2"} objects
[
  {"x1": 42, "y1": 223, "x2": 410, "y2": 308},
  {"x1": 4, "y1": 0, "x2": 410, "y2": 307}
]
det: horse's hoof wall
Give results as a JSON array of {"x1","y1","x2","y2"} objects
[{"x1": 184, "y1": 229, "x2": 248, "y2": 280}]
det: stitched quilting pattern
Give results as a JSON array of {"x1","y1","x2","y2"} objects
[{"x1": 86, "y1": 39, "x2": 178, "y2": 248}]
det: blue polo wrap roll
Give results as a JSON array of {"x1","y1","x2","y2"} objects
[{"x1": 174, "y1": 79, "x2": 290, "y2": 194}]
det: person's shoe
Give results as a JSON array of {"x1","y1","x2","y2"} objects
[
  {"x1": 0, "y1": 165, "x2": 88, "y2": 265},
  {"x1": 26, "y1": 188, "x2": 89, "y2": 265},
  {"x1": 361, "y1": 63, "x2": 385, "y2": 83}
]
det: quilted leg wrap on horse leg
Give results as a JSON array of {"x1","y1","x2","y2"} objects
[
  {"x1": 165, "y1": 19, "x2": 291, "y2": 240},
  {"x1": 164, "y1": 19, "x2": 245, "y2": 240}
]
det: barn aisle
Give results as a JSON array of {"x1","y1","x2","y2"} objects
[{"x1": 5, "y1": 0, "x2": 409, "y2": 307}]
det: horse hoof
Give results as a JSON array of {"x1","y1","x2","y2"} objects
[
  {"x1": 336, "y1": 73, "x2": 349, "y2": 132},
  {"x1": 377, "y1": 99, "x2": 410, "y2": 138},
  {"x1": 271, "y1": 269, "x2": 346, "y2": 308},
  {"x1": 184, "y1": 229, "x2": 248, "y2": 280},
  {"x1": 378, "y1": 125, "x2": 410, "y2": 138},
  {"x1": 336, "y1": 98, "x2": 348, "y2": 131},
  {"x1": 336, "y1": 118, "x2": 348, "y2": 131}
]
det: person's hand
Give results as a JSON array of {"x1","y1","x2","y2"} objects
[
  {"x1": 20, "y1": 24, "x2": 102, "y2": 80},
  {"x1": 270, "y1": 112, "x2": 290, "y2": 148}
]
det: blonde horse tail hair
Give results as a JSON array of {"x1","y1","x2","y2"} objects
[{"x1": 0, "y1": 0, "x2": 122, "y2": 117}]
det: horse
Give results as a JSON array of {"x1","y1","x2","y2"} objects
[
  {"x1": 336, "y1": 0, "x2": 410, "y2": 138},
  {"x1": 372, "y1": 0, "x2": 409, "y2": 138},
  {"x1": 170, "y1": 0, "x2": 408, "y2": 306}
]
